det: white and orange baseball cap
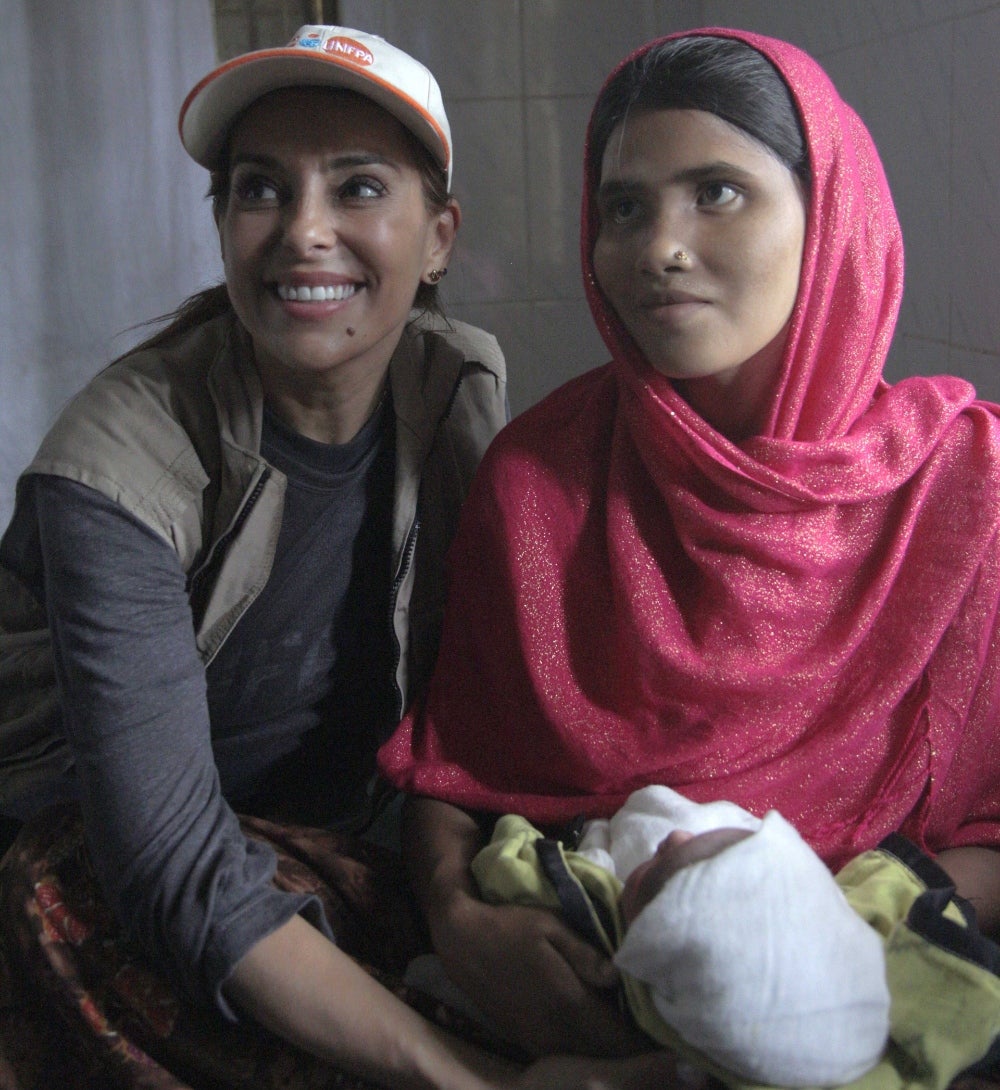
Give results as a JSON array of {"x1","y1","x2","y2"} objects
[{"x1": 179, "y1": 25, "x2": 452, "y2": 185}]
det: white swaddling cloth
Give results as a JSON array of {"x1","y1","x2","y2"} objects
[{"x1": 579, "y1": 786, "x2": 890, "y2": 1086}]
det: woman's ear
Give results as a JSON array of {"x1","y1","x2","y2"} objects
[{"x1": 424, "y1": 198, "x2": 461, "y2": 279}]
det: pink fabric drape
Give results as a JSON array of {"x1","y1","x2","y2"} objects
[{"x1": 379, "y1": 29, "x2": 1000, "y2": 870}]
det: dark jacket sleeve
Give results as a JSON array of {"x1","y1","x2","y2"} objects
[{"x1": 31, "y1": 475, "x2": 330, "y2": 1017}]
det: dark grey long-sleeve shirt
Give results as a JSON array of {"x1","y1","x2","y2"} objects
[{"x1": 12, "y1": 401, "x2": 395, "y2": 1015}]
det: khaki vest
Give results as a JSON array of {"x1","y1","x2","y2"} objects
[{"x1": 0, "y1": 310, "x2": 506, "y2": 816}]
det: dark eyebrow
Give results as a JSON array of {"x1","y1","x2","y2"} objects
[
  {"x1": 597, "y1": 160, "x2": 756, "y2": 198},
  {"x1": 673, "y1": 160, "x2": 756, "y2": 184},
  {"x1": 596, "y1": 179, "x2": 634, "y2": 201},
  {"x1": 322, "y1": 152, "x2": 398, "y2": 172},
  {"x1": 230, "y1": 153, "x2": 278, "y2": 171}
]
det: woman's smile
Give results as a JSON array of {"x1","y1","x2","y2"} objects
[
  {"x1": 274, "y1": 280, "x2": 359, "y2": 304},
  {"x1": 217, "y1": 88, "x2": 454, "y2": 390}
]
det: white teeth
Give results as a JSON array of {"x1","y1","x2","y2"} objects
[{"x1": 276, "y1": 283, "x2": 356, "y2": 302}]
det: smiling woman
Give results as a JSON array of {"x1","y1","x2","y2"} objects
[
  {"x1": 0, "y1": 23, "x2": 576, "y2": 1090},
  {"x1": 217, "y1": 87, "x2": 457, "y2": 443}
]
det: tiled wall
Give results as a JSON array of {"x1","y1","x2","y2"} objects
[
  {"x1": 339, "y1": 0, "x2": 999, "y2": 416},
  {"x1": 214, "y1": 0, "x2": 333, "y2": 57}
]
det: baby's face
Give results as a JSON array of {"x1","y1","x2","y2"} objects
[{"x1": 620, "y1": 827, "x2": 754, "y2": 925}]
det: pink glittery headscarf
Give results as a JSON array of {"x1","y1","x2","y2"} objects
[{"x1": 380, "y1": 29, "x2": 1000, "y2": 868}]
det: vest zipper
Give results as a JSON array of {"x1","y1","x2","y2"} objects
[
  {"x1": 388, "y1": 515, "x2": 420, "y2": 720},
  {"x1": 186, "y1": 467, "x2": 271, "y2": 602}
]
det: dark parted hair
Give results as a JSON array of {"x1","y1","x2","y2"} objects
[{"x1": 589, "y1": 35, "x2": 810, "y2": 193}]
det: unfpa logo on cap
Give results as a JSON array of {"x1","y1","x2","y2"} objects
[{"x1": 323, "y1": 36, "x2": 375, "y2": 66}]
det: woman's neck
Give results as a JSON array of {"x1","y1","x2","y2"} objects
[
  {"x1": 671, "y1": 328, "x2": 788, "y2": 442},
  {"x1": 260, "y1": 362, "x2": 390, "y2": 446}
]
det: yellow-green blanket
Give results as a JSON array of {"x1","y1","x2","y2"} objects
[{"x1": 472, "y1": 815, "x2": 1000, "y2": 1090}]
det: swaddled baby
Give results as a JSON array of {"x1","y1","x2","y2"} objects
[{"x1": 578, "y1": 786, "x2": 890, "y2": 1085}]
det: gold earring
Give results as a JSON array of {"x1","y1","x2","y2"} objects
[{"x1": 427, "y1": 267, "x2": 448, "y2": 283}]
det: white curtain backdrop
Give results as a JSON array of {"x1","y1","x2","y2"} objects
[{"x1": 0, "y1": 0, "x2": 223, "y2": 528}]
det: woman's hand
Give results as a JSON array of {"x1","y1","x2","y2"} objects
[
  {"x1": 402, "y1": 796, "x2": 650, "y2": 1058},
  {"x1": 936, "y1": 845, "x2": 1000, "y2": 939},
  {"x1": 512, "y1": 1051, "x2": 707, "y2": 1090},
  {"x1": 435, "y1": 890, "x2": 648, "y2": 1056}
]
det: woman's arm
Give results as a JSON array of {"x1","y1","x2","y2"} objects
[
  {"x1": 935, "y1": 846, "x2": 1000, "y2": 938},
  {"x1": 225, "y1": 913, "x2": 511, "y2": 1090},
  {"x1": 33, "y1": 476, "x2": 306, "y2": 1007},
  {"x1": 402, "y1": 795, "x2": 651, "y2": 1058},
  {"x1": 227, "y1": 916, "x2": 699, "y2": 1090}
]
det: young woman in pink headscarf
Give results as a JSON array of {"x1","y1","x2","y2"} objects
[{"x1": 380, "y1": 28, "x2": 1000, "y2": 1065}]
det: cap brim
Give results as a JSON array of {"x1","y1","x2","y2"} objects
[{"x1": 179, "y1": 47, "x2": 450, "y2": 181}]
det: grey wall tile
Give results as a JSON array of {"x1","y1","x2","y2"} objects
[
  {"x1": 445, "y1": 98, "x2": 529, "y2": 305},
  {"x1": 951, "y1": 7, "x2": 1000, "y2": 356}
]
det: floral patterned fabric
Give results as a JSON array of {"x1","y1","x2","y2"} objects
[{"x1": 0, "y1": 806, "x2": 498, "y2": 1090}]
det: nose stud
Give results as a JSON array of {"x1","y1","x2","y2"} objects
[{"x1": 672, "y1": 250, "x2": 690, "y2": 264}]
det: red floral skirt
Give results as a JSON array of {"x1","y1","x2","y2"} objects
[{"x1": 0, "y1": 805, "x2": 494, "y2": 1089}]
